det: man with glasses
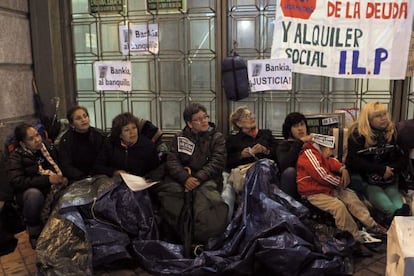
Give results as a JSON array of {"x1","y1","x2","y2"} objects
[{"x1": 153, "y1": 102, "x2": 228, "y2": 257}]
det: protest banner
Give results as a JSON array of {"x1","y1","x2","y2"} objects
[{"x1": 271, "y1": 0, "x2": 414, "y2": 79}]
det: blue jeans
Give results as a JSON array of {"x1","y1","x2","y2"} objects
[
  {"x1": 349, "y1": 174, "x2": 402, "y2": 219},
  {"x1": 20, "y1": 188, "x2": 45, "y2": 238},
  {"x1": 366, "y1": 184, "x2": 403, "y2": 218}
]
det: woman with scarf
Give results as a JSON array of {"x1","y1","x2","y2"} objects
[
  {"x1": 7, "y1": 123, "x2": 67, "y2": 247},
  {"x1": 346, "y1": 102, "x2": 410, "y2": 225}
]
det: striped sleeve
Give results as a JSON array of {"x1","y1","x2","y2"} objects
[{"x1": 303, "y1": 148, "x2": 340, "y2": 186}]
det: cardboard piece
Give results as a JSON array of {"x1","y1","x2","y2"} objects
[
  {"x1": 332, "y1": 128, "x2": 348, "y2": 163},
  {"x1": 386, "y1": 216, "x2": 414, "y2": 276}
]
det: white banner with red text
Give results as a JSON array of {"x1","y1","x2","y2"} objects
[{"x1": 271, "y1": 0, "x2": 414, "y2": 79}]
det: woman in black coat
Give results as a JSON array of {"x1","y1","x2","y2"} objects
[
  {"x1": 58, "y1": 106, "x2": 106, "y2": 181},
  {"x1": 7, "y1": 123, "x2": 67, "y2": 245},
  {"x1": 226, "y1": 106, "x2": 277, "y2": 170},
  {"x1": 273, "y1": 112, "x2": 314, "y2": 199},
  {"x1": 94, "y1": 112, "x2": 160, "y2": 178}
]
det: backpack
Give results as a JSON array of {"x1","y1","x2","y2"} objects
[
  {"x1": 222, "y1": 52, "x2": 249, "y2": 101},
  {"x1": 396, "y1": 119, "x2": 414, "y2": 190}
]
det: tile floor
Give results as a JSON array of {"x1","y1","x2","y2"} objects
[
  {"x1": 0, "y1": 232, "x2": 37, "y2": 276},
  {"x1": 1, "y1": 231, "x2": 387, "y2": 276}
]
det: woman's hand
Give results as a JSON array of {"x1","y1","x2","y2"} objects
[
  {"x1": 300, "y1": 134, "x2": 315, "y2": 143},
  {"x1": 241, "y1": 147, "x2": 252, "y2": 158},
  {"x1": 185, "y1": 176, "x2": 200, "y2": 192},
  {"x1": 383, "y1": 166, "x2": 394, "y2": 179},
  {"x1": 251, "y1": 143, "x2": 269, "y2": 155},
  {"x1": 49, "y1": 175, "x2": 68, "y2": 185}
]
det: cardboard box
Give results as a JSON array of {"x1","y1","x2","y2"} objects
[
  {"x1": 332, "y1": 127, "x2": 348, "y2": 163},
  {"x1": 386, "y1": 216, "x2": 414, "y2": 276}
]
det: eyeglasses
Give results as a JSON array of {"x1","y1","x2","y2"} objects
[{"x1": 192, "y1": 115, "x2": 209, "y2": 123}]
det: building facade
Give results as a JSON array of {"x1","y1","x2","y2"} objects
[{"x1": 1, "y1": 0, "x2": 413, "y2": 146}]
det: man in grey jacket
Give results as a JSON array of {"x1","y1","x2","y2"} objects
[{"x1": 154, "y1": 103, "x2": 228, "y2": 256}]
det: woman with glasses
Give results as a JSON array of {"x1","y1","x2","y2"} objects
[
  {"x1": 226, "y1": 106, "x2": 277, "y2": 170},
  {"x1": 58, "y1": 106, "x2": 106, "y2": 181},
  {"x1": 7, "y1": 123, "x2": 68, "y2": 247},
  {"x1": 153, "y1": 103, "x2": 227, "y2": 252}
]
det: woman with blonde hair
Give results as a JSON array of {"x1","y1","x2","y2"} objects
[
  {"x1": 226, "y1": 106, "x2": 276, "y2": 170},
  {"x1": 346, "y1": 102, "x2": 409, "y2": 225}
]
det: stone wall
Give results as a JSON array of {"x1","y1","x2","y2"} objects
[{"x1": 0, "y1": 0, "x2": 36, "y2": 159}]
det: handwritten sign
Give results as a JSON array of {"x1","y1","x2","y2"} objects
[
  {"x1": 305, "y1": 113, "x2": 344, "y2": 135},
  {"x1": 271, "y1": 0, "x2": 414, "y2": 79},
  {"x1": 313, "y1": 134, "x2": 335, "y2": 148},
  {"x1": 94, "y1": 61, "x2": 132, "y2": 91},
  {"x1": 119, "y1": 24, "x2": 159, "y2": 55},
  {"x1": 247, "y1": 59, "x2": 292, "y2": 92}
]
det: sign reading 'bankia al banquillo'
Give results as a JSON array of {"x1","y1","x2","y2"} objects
[{"x1": 89, "y1": 0, "x2": 124, "y2": 13}]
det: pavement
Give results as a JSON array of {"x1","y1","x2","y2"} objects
[{"x1": 0, "y1": 231, "x2": 387, "y2": 276}]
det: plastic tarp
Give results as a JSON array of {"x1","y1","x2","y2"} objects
[{"x1": 37, "y1": 160, "x2": 352, "y2": 275}]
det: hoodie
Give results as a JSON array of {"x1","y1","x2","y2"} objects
[{"x1": 296, "y1": 142, "x2": 342, "y2": 196}]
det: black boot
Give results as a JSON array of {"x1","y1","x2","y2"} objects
[{"x1": 393, "y1": 203, "x2": 411, "y2": 217}]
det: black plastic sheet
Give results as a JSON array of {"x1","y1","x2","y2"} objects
[{"x1": 37, "y1": 160, "x2": 352, "y2": 275}]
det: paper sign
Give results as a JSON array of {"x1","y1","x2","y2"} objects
[
  {"x1": 120, "y1": 173, "x2": 158, "y2": 191},
  {"x1": 313, "y1": 134, "x2": 335, "y2": 148},
  {"x1": 94, "y1": 61, "x2": 132, "y2": 91},
  {"x1": 247, "y1": 59, "x2": 292, "y2": 92},
  {"x1": 119, "y1": 24, "x2": 159, "y2": 56}
]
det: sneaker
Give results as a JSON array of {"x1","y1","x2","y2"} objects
[{"x1": 358, "y1": 230, "x2": 382, "y2": 244}]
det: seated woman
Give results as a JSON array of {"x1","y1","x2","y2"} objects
[
  {"x1": 7, "y1": 123, "x2": 67, "y2": 247},
  {"x1": 274, "y1": 112, "x2": 314, "y2": 199},
  {"x1": 346, "y1": 102, "x2": 410, "y2": 225},
  {"x1": 58, "y1": 106, "x2": 106, "y2": 182},
  {"x1": 94, "y1": 112, "x2": 160, "y2": 178},
  {"x1": 153, "y1": 103, "x2": 228, "y2": 256},
  {"x1": 226, "y1": 106, "x2": 276, "y2": 170}
]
